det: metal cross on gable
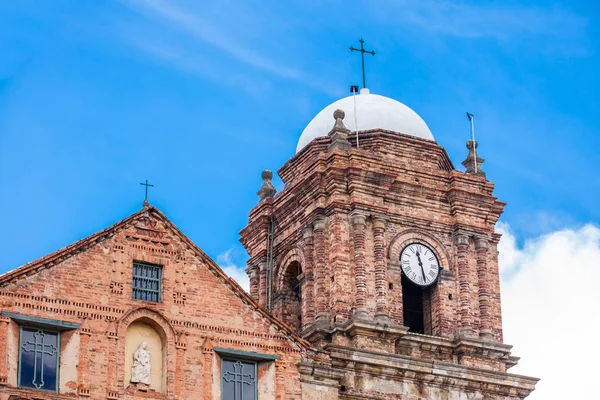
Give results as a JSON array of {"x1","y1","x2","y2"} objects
[
  {"x1": 223, "y1": 361, "x2": 255, "y2": 400},
  {"x1": 21, "y1": 330, "x2": 57, "y2": 389},
  {"x1": 140, "y1": 179, "x2": 154, "y2": 207},
  {"x1": 350, "y1": 39, "x2": 376, "y2": 89}
]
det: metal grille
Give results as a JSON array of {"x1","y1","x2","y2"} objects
[
  {"x1": 19, "y1": 328, "x2": 59, "y2": 391},
  {"x1": 222, "y1": 359, "x2": 257, "y2": 400},
  {"x1": 132, "y1": 262, "x2": 162, "y2": 302}
]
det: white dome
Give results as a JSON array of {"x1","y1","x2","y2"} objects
[{"x1": 296, "y1": 88, "x2": 434, "y2": 153}]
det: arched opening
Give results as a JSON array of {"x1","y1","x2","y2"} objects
[
  {"x1": 274, "y1": 261, "x2": 303, "y2": 333},
  {"x1": 401, "y1": 274, "x2": 432, "y2": 334}
]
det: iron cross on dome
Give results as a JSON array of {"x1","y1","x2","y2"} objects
[{"x1": 350, "y1": 39, "x2": 376, "y2": 89}]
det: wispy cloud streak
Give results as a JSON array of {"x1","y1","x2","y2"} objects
[
  {"x1": 375, "y1": 0, "x2": 589, "y2": 55},
  {"x1": 124, "y1": 0, "x2": 302, "y2": 79}
]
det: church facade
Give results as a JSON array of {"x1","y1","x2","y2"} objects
[{"x1": 0, "y1": 88, "x2": 537, "y2": 399}]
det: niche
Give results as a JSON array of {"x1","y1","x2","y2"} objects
[{"x1": 124, "y1": 321, "x2": 165, "y2": 393}]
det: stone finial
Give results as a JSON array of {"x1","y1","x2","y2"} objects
[
  {"x1": 328, "y1": 109, "x2": 351, "y2": 151},
  {"x1": 461, "y1": 140, "x2": 486, "y2": 178},
  {"x1": 257, "y1": 170, "x2": 276, "y2": 200}
]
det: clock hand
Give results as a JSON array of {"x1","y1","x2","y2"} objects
[{"x1": 416, "y1": 251, "x2": 427, "y2": 283}]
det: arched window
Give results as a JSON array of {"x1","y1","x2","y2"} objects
[
  {"x1": 401, "y1": 274, "x2": 432, "y2": 334},
  {"x1": 274, "y1": 261, "x2": 302, "y2": 333}
]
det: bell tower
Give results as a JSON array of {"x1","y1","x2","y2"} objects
[{"x1": 240, "y1": 89, "x2": 537, "y2": 399}]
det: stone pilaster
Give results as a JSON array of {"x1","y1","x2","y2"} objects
[
  {"x1": 258, "y1": 258, "x2": 267, "y2": 308},
  {"x1": 275, "y1": 359, "x2": 286, "y2": 399},
  {"x1": 476, "y1": 237, "x2": 492, "y2": 339},
  {"x1": 350, "y1": 211, "x2": 369, "y2": 319},
  {"x1": 106, "y1": 321, "x2": 119, "y2": 395},
  {"x1": 175, "y1": 332, "x2": 187, "y2": 398},
  {"x1": 246, "y1": 263, "x2": 260, "y2": 302},
  {"x1": 373, "y1": 216, "x2": 388, "y2": 321},
  {"x1": 0, "y1": 312, "x2": 9, "y2": 386},
  {"x1": 455, "y1": 234, "x2": 474, "y2": 337},
  {"x1": 202, "y1": 339, "x2": 214, "y2": 400},
  {"x1": 328, "y1": 211, "x2": 351, "y2": 324},
  {"x1": 77, "y1": 319, "x2": 92, "y2": 396},
  {"x1": 313, "y1": 218, "x2": 328, "y2": 322},
  {"x1": 302, "y1": 224, "x2": 316, "y2": 328}
]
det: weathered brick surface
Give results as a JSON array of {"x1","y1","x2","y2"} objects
[
  {"x1": 0, "y1": 207, "x2": 319, "y2": 400},
  {"x1": 241, "y1": 129, "x2": 538, "y2": 398}
]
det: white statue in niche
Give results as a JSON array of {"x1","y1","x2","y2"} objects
[{"x1": 131, "y1": 342, "x2": 151, "y2": 385}]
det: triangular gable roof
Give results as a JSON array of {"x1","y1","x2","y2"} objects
[{"x1": 0, "y1": 205, "x2": 315, "y2": 351}]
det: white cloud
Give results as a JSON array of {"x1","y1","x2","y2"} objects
[
  {"x1": 216, "y1": 223, "x2": 599, "y2": 399},
  {"x1": 217, "y1": 248, "x2": 250, "y2": 293},
  {"x1": 499, "y1": 223, "x2": 600, "y2": 399}
]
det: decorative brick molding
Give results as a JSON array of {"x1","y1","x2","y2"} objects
[
  {"x1": 77, "y1": 385, "x2": 90, "y2": 397},
  {"x1": 106, "y1": 320, "x2": 118, "y2": 339},
  {"x1": 110, "y1": 281, "x2": 123, "y2": 295},
  {"x1": 173, "y1": 291, "x2": 186, "y2": 306},
  {"x1": 175, "y1": 330, "x2": 188, "y2": 350}
]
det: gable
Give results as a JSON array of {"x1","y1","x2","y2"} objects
[{"x1": 0, "y1": 206, "x2": 312, "y2": 352}]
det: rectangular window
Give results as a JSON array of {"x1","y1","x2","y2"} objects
[
  {"x1": 19, "y1": 328, "x2": 60, "y2": 392},
  {"x1": 132, "y1": 262, "x2": 162, "y2": 302},
  {"x1": 221, "y1": 359, "x2": 257, "y2": 400}
]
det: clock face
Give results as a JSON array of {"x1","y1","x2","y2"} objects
[{"x1": 400, "y1": 243, "x2": 440, "y2": 287}]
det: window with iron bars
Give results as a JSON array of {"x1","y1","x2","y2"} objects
[
  {"x1": 132, "y1": 262, "x2": 162, "y2": 302},
  {"x1": 19, "y1": 327, "x2": 60, "y2": 392},
  {"x1": 221, "y1": 359, "x2": 257, "y2": 400}
]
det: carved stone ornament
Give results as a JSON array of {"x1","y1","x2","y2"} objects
[
  {"x1": 257, "y1": 170, "x2": 277, "y2": 200},
  {"x1": 131, "y1": 342, "x2": 151, "y2": 385},
  {"x1": 328, "y1": 109, "x2": 351, "y2": 151},
  {"x1": 461, "y1": 139, "x2": 486, "y2": 178}
]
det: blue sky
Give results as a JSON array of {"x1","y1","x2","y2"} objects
[
  {"x1": 1, "y1": 1, "x2": 599, "y2": 397},
  {"x1": 1, "y1": 0, "x2": 598, "y2": 269}
]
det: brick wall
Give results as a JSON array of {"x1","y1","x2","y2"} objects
[
  {"x1": 243, "y1": 130, "x2": 506, "y2": 344},
  {"x1": 0, "y1": 208, "x2": 312, "y2": 400},
  {"x1": 239, "y1": 129, "x2": 538, "y2": 399}
]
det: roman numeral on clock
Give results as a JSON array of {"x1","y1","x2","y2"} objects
[{"x1": 401, "y1": 243, "x2": 440, "y2": 287}]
